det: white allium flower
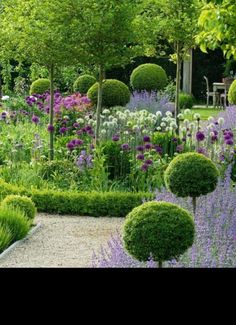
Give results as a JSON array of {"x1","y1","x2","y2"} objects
[
  {"x1": 100, "y1": 129, "x2": 107, "y2": 135},
  {"x1": 161, "y1": 122, "x2": 166, "y2": 127},
  {"x1": 184, "y1": 119, "x2": 189, "y2": 124},
  {"x1": 76, "y1": 118, "x2": 84, "y2": 124},
  {"x1": 184, "y1": 109, "x2": 191, "y2": 115},
  {"x1": 181, "y1": 126, "x2": 187, "y2": 133},
  {"x1": 208, "y1": 116, "x2": 214, "y2": 122},
  {"x1": 170, "y1": 122, "x2": 177, "y2": 129},
  {"x1": 156, "y1": 126, "x2": 162, "y2": 131},
  {"x1": 1, "y1": 95, "x2": 10, "y2": 101},
  {"x1": 108, "y1": 115, "x2": 114, "y2": 120},
  {"x1": 124, "y1": 131, "x2": 129, "y2": 135},
  {"x1": 193, "y1": 113, "x2": 201, "y2": 119},
  {"x1": 142, "y1": 129, "x2": 149, "y2": 134},
  {"x1": 156, "y1": 111, "x2": 162, "y2": 118},
  {"x1": 102, "y1": 109, "x2": 110, "y2": 115},
  {"x1": 162, "y1": 117, "x2": 168, "y2": 122},
  {"x1": 177, "y1": 113, "x2": 184, "y2": 120},
  {"x1": 218, "y1": 117, "x2": 225, "y2": 125},
  {"x1": 165, "y1": 111, "x2": 172, "y2": 117}
]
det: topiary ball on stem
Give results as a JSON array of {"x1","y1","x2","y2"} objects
[
  {"x1": 73, "y1": 74, "x2": 96, "y2": 94},
  {"x1": 87, "y1": 79, "x2": 130, "y2": 107},
  {"x1": 164, "y1": 152, "x2": 219, "y2": 215},
  {"x1": 123, "y1": 201, "x2": 195, "y2": 267},
  {"x1": 130, "y1": 63, "x2": 168, "y2": 92},
  {"x1": 228, "y1": 80, "x2": 236, "y2": 104}
]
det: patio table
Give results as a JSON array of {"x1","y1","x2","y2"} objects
[{"x1": 212, "y1": 82, "x2": 225, "y2": 106}]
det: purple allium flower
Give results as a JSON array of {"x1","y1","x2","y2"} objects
[
  {"x1": 87, "y1": 129, "x2": 94, "y2": 136},
  {"x1": 145, "y1": 159, "x2": 153, "y2": 165},
  {"x1": 145, "y1": 143, "x2": 152, "y2": 150},
  {"x1": 73, "y1": 123, "x2": 80, "y2": 129},
  {"x1": 136, "y1": 145, "x2": 144, "y2": 152},
  {"x1": 136, "y1": 154, "x2": 145, "y2": 160},
  {"x1": 121, "y1": 143, "x2": 130, "y2": 151},
  {"x1": 31, "y1": 115, "x2": 40, "y2": 124},
  {"x1": 155, "y1": 145, "x2": 163, "y2": 154},
  {"x1": 85, "y1": 125, "x2": 92, "y2": 131},
  {"x1": 67, "y1": 142, "x2": 75, "y2": 151},
  {"x1": 112, "y1": 134, "x2": 120, "y2": 142},
  {"x1": 197, "y1": 147, "x2": 206, "y2": 155},
  {"x1": 225, "y1": 139, "x2": 234, "y2": 146},
  {"x1": 211, "y1": 135, "x2": 218, "y2": 142},
  {"x1": 182, "y1": 137, "x2": 186, "y2": 142},
  {"x1": 176, "y1": 144, "x2": 184, "y2": 153},
  {"x1": 76, "y1": 130, "x2": 83, "y2": 135},
  {"x1": 172, "y1": 137, "x2": 178, "y2": 143},
  {"x1": 224, "y1": 133, "x2": 233, "y2": 140},
  {"x1": 141, "y1": 163, "x2": 149, "y2": 171},
  {"x1": 59, "y1": 127, "x2": 67, "y2": 134},
  {"x1": 75, "y1": 139, "x2": 83, "y2": 146},
  {"x1": 196, "y1": 131, "x2": 205, "y2": 142},
  {"x1": 143, "y1": 135, "x2": 151, "y2": 142},
  {"x1": 47, "y1": 124, "x2": 54, "y2": 132}
]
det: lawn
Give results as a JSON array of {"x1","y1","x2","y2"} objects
[{"x1": 182, "y1": 107, "x2": 224, "y2": 120}]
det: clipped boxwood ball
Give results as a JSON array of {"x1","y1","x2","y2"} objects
[
  {"x1": 164, "y1": 152, "x2": 219, "y2": 198},
  {"x1": 123, "y1": 201, "x2": 195, "y2": 262},
  {"x1": 130, "y1": 63, "x2": 168, "y2": 92},
  {"x1": 73, "y1": 74, "x2": 96, "y2": 94},
  {"x1": 1, "y1": 195, "x2": 37, "y2": 221},
  {"x1": 179, "y1": 92, "x2": 194, "y2": 109},
  {"x1": 30, "y1": 78, "x2": 50, "y2": 95},
  {"x1": 228, "y1": 80, "x2": 236, "y2": 104},
  {"x1": 87, "y1": 79, "x2": 131, "y2": 107}
]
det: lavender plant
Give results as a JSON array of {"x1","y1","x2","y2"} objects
[{"x1": 92, "y1": 166, "x2": 236, "y2": 268}]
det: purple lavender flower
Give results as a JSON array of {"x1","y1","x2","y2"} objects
[
  {"x1": 143, "y1": 135, "x2": 151, "y2": 142},
  {"x1": 196, "y1": 131, "x2": 205, "y2": 142},
  {"x1": 47, "y1": 124, "x2": 54, "y2": 132}
]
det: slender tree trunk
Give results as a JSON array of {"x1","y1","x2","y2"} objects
[
  {"x1": 158, "y1": 261, "x2": 163, "y2": 268},
  {"x1": 95, "y1": 65, "x2": 105, "y2": 145},
  {"x1": 49, "y1": 63, "x2": 54, "y2": 161},
  {"x1": 175, "y1": 43, "x2": 182, "y2": 133},
  {"x1": 192, "y1": 197, "x2": 197, "y2": 217}
]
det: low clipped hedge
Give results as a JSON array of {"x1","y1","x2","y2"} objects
[{"x1": 0, "y1": 179, "x2": 154, "y2": 217}]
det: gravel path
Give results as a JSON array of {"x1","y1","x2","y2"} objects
[{"x1": 0, "y1": 214, "x2": 123, "y2": 268}]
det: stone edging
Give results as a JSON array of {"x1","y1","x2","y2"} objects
[{"x1": 0, "y1": 222, "x2": 43, "y2": 261}]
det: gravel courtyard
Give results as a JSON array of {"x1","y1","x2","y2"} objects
[{"x1": 0, "y1": 214, "x2": 123, "y2": 268}]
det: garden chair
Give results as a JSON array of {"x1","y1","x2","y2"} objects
[
  {"x1": 220, "y1": 77, "x2": 234, "y2": 109},
  {"x1": 203, "y1": 76, "x2": 220, "y2": 108}
]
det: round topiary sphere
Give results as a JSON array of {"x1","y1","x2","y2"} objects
[
  {"x1": 123, "y1": 201, "x2": 195, "y2": 263},
  {"x1": 130, "y1": 63, "x2": 168, "y2": 92},
  {"x1": 87, "y1": 79, "x2": 131, "y2": 107},
  {"x1": 164, "y1": 152, "x2": 219, "y2": 198},
  {"x1": 73, "y1": 74, "x2": 96, "y2": 94},
  {"x1": 179, "y1": 92, "x2": 194, "y2": 109},
  {"x1": 1, "y1": 195, "x2": 37, "y2": 221},
  {"x1": 228, "y1": 80, "x2": 236, "y2": 104},
  {"x1": 30, "y1": 78, "x2": 50, "y2": 95}
]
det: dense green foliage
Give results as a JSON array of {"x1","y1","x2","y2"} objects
[
  {"x1": 73, "y1": 75, "x2": 97, "y2": 94},
  {"x1": 0, "y1": 179, "x2": 154, "y2": 217},
  {"x1": 123, "y1": 201, "x2": 195, "y2": 262},
  {"x1": 1, "y1": 195, "x2": 36, "y2": 221},
  {"x1": 164, "y1": 152, "x2": 219, "y2": 198},
  {"x1": 0, "y1": 206, "x2": 30, "y2": 243},
  {"x1": 179, "y1": 92, "x2": 194, "y2": 109},
  {"x1": 130, "y1": 63, "x2": 168, "y2": 92},
  {"x1": 30, "y1": 78, "x2": 50, "y2": 95},
  {"x1": 87, "y1": 79, "x2": 131, "y2": 107},
  {"x1": 228, "y1": 80, "x2": 236, "y2": 104},
  {"x1": 152, "y1": 132, "x2": 180, "y2": 157},
  {"x1": 0, "y1": 226, "x2": 12, "y2": 253}
]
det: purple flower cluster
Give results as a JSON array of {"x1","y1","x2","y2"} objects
[
  {"x1": 92, "y1": 166, "x2": 236, "y2": 268},
  {"x1": 76, "y1": 150, "x2": 93, "y2": 170},
  {"x1": 224, "y1": 130, "x2": 234, "y2": 146},
  {"x1": 66, "y1": 138, "x2": 84, "y2": 151}
]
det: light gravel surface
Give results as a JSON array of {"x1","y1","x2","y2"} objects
[{"x1": 0, "y1": 213, "x2": 123, "y2": 268}]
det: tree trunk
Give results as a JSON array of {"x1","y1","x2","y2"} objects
[
  {"x1": 49, "y1": 63, "x2": 54, "y2": 161},
  {"x1": 95, "y1": 65, "x2": 105, "y2": 145},
  {"x1": 175, "y1": 43, "x2": 182, "y2": 133},
  {"x1": 192, "y1": 197, "x2": 197, "y2": 217},
  {"x1": 158, "y1": 261, "x2": 163, "y2": 268}
]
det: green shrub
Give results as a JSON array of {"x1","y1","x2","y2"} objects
[
  {"x1": 179, "y1": 92, "x2": 194, "y2": 109},
  {"x1": 164, "y1": 152, "x2": 219, "y2": 198},
  {"x1": 152, "y1": 132, "x2": 180, "y2": 157},
  {"x1": 38, "y1": 159, "x2": 80, "y2": 181},
  {"x1": 0, "y1": 226, "x2": 12, "y2": 253},
  {"x1": 73, "y1": 74, "x2": 96, "y2": 94},
  {"x1": 123, "y1": 201, "x2": 195, "y2": 263},
  {"x1": 1, "y1": 195, "x2": 36, "y2": 221},
  {"x1": 87, "y1": 79, "x2": 131, "y2": 107},
  {"x1": 0, "y1": 179, "x2": 30, "y2": 200},
  {"x1": 0, "y1": 206, "x2": 30, "y2": 243},
  {"x1": 130, "y1": 63, "x2": 168, "y2": 92},
  {"x1": 102, "y1": 141, "x2": 131, "y2": 180},
  {"x1": 0, "y1": 179, "x2": 154, "y2": 217},
  {"x1": 30, "y1": 78, "x2": 50, "y2": 95},
  {"x1": 228, "y1": 80, "x2": 236, "y2": 104}
]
